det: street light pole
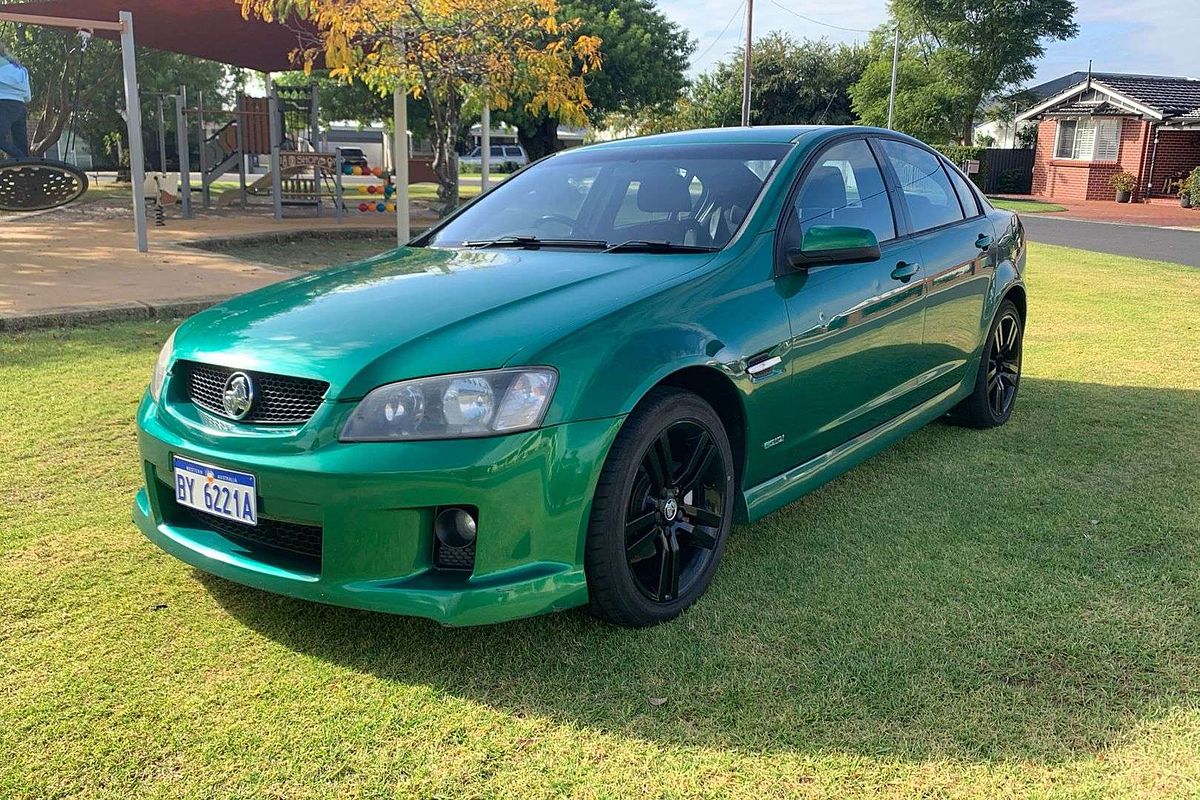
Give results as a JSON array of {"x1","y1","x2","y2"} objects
[
  {"x1": 886, "y1": 23, "x2": 900, "y2": 130},
  {"x1": 740, "y1": 0, "x2": 753, "y2": 126}
]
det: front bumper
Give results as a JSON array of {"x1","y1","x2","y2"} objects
[{"x1": 133, "y1": 395, "x2": 623, "y2": 626}]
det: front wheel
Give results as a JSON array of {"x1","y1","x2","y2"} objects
[
  {"x1": 948, "y1": 299, "x2": 1024, "y2": 428},
  {"x1": 585, "y1": 388, "x2": 735, "y2": 627}
]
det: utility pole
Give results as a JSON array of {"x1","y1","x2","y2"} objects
[
  {"x1": 886, "y1": 23, "x2": 900, "y2": 130},
  {"x1": 740, "y1": 0, "x2": 753, "y2": 126}
]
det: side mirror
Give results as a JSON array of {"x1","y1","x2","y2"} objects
[{"x1": 786, "y1": 225, "x2": 881, "y2": 270}]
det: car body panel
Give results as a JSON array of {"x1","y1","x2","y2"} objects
[{"x1": 134, "y1": 125, "x2": 1025, "y2": 625}]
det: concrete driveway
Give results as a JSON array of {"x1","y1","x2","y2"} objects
[{"x1": 1022, "y1": 215, "x2": 1200, "y2": 267}]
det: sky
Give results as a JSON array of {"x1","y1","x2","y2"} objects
[{"x1": 657, "y1": 0, "x2": 1200, "y2": 87}]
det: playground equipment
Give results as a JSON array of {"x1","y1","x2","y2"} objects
[{"x1": 0, "y1": 159, "x2": 89, "y2": 212}]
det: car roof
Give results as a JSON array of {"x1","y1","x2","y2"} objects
[{"x1": 568, "y1": 125, "x2": 923, "y2": 153}]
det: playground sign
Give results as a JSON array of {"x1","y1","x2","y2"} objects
[{"x1": 280, "y1": 151, "x2": 336, "y2": 172}]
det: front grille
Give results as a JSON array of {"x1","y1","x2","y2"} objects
[
  {"x1": 178, "y1": 505, "x2": 323, "y2": 560},
  {"x1": 181, "y1": 361, "x2": 328, "y2": 424}
]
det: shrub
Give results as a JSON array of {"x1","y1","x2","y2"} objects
[
  {"x1": 1189, "y1": 166, "x2": 1200, "y2": 207},
  {"x1": 997, "y1": 169, "x2": 1026, "y2": 194},
  {"x1": 934, "y1": 144, "x2": 988, "y2": 189}
]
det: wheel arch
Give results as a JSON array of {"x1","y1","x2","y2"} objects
[
  {"x1": 1002, "y1": 283, "x2": 1027, "y2": 323},
  {"x1": 650, "y1": 365, "x2": 748, "y2": 491}
]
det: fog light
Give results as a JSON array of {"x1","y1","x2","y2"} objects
[{"x1": 434, "y1": 507, "x2": 477, "y2": 549}]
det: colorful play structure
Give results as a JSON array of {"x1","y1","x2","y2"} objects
[{"x1": 0, "y1": 0, "x2": 491, "y2": 252}]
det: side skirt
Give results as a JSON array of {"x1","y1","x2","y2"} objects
[{"x1": 741, "y1": 382, "x2": 966, "y2": 522}]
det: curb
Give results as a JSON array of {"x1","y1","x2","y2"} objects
[{"x1": 0, "y1": 295, "x2": 231, "y2": 333}]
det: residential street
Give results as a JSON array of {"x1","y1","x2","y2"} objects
[{"x1": 1023, "y1": 215, "x2": 1200, "y2": 268}]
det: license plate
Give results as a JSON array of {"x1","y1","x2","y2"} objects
[{"x1": 172, "y1": 455, "x2": 258, "y2": 526}]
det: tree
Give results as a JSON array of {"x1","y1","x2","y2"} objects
[
  {"x1": 275, "y1": 70, "x2": 436, "y2": 144},
  {"x1": 240, "y1": 0, "x2": 601, "y2": 215},
  {"x1": 497, "y1": 0, "x2": 692, "y2": 159},
  {"x1": 850, "y1": 26, "x2": 965, "y2": 144},
  {"x1": 626, "y1": 33, "x2": 868, "y2": 134},
  {"x1": 893, "y1": 0, "x2": 1078, "y2": 144},
  {"x1": 1, "y1": 9, "x2": 230, "y2": 161}
]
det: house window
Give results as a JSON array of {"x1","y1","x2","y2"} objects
[{"x1": 1054, "y1": 118, "x2": 1120, "y2": 161}]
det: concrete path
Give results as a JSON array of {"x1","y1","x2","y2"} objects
[
  {"x1": 1, "y1": 201, "x2": 434, "y2": 330},
  {"x1": 1022, "y1": 215, "x2": 1200, "y2": 267}
]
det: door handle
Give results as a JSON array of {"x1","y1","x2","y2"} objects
[
  {"x1": 975, "y1": 233, "x2": 994, "y2": 250},
  {"x1": 891, "y1": 260, "x2": 920, "y2": 282}
]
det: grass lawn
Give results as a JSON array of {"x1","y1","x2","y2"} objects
[
  {"x1": 988, "y1": 197, "x2": 1068, "y2": 213},
  {"x1": 189, "y1": 232, "x2": 397, "y2": 271},
  {"x1": 2, "y1": 244, "x2": 1198, "y2": 798}
]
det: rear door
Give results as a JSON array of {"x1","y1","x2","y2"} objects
[
  {"x1": 773, "y1": 136, "x2": 928, "y2": 466},
  {"x1": 876, "y1": 139, "x2": 995, "y2": 398}
]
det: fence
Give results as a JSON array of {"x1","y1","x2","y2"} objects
[{"x1": 980, "y1": 148, "x2": 1034, "y2": 194}]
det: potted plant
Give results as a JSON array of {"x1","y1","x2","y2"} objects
[
  {"x1": 1181, "y1": 172, "x2": 1194, "y2": 209},
  {"x1": 1110, "y1": 171, "x2": 1136, "y2": 203}
]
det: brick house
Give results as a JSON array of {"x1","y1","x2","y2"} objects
[{"x1": 1016, "y1": 73, "x2": 1200, "y2": 202}]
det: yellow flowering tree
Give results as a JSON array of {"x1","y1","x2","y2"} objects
[{"x1": 240, "y1": 0, "x2": 602, "y2": 215}]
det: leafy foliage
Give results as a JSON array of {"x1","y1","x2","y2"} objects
[
  {"x1": 496, "y1": 0, "x2": 692, "y2": 159},
  {"x1": 933, "y1": 144, "x2": 987, "y2": 188},
  {"x1": 0, "y1": 10, "x2": 230, "y2": 161},
  {"x1": 239, "y1": 0, "x2": 601, "y2": 215},
  {"x1": 630, "y1": 34, "x2": 867, "y2": 135}
]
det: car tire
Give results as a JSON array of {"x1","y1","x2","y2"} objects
[
  {"x1": 948, "y1": 299, "x2": 1023, "y2": 429},
  {"x1": 584, "y1": 387, "x2": 736, "y2": 627}
]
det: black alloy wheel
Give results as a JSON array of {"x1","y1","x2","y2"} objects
[
  {"x1": 585, "y1": 388, "x2": 735, "y2": 626},
  {"x1": 948, "y1": 299, "x2": 1024, "y2": 428},
  {"x1": 623, "y1": 419, "x2": 726, "y2": 603},
  {"x1": 986, "y1": 309, "x2": 1022, "y2": 418}
]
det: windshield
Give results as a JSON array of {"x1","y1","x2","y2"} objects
[{"x1": 426, "y1": 142, "x2": 791, "y2": 250}]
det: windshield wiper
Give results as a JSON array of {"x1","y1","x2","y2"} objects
[
  {"x1": 462, "y1": 235, "x2": 607, "y2": 250},
  {"x1": 603, "y1": 240, "x2": 719, "y2": 254}
]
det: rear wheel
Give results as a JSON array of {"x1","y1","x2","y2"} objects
[
  {"x1": 585, "y1": 388, "x2": 735, "y2": 627},
  {"x1": 948, "y1": 299, "x2": 1023, "y2": 428}
]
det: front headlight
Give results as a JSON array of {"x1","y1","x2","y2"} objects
[
  {"x1": 149, "y1": 329, "x2": 176, "y2": 402},
  {"x1": 340, "y1": 368, "x2": 557, "y2": 441}
]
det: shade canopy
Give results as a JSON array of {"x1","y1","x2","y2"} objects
[{"x1": 0, "y1": 0, "x2": 318, "y2": 72}]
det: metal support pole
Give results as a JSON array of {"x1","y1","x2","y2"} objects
[
  {"x1": 334, "y1": 152, "x2": 343, "y2": 224},
  {"x1": 175, "y1": 86, "x2": 192, "y2": 219},
  {"x1": 197, "y1": 90, "x2": 209, "y2": 208},
  {"x1": 234, "y1": 92, "x2": 247, "y2": 208},
  {"x1": 268, "y1": 85, "x2": 283, "y2": 221},
  {"x1": 155, "y1": 95, "x2": 167, "y2": 174},
  {"x1": 310, "y1": 83, "x2": 321, "y2": 216},
  {"x1": 480, "y1": 104, "x2": 490, "y2": 192},
  {"x1": 393, "y1": 86, "x2": 410, "y2": 244},
  {"x1": 740, "y1": 0, "x2": 753, "y2": 127},
  {"x1": 119, "y1": 11, "x2": 148, "y2": 252},
  {"x1": 887, "y1": 24, "x2": 900, "y2": 130}
]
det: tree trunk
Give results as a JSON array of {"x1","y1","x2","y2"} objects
[
  {"x1": 961, "y1": 113, "x2": 975, "y2": 147},
  {"x1": 517, "y1": 117, "x2": 560, "y2": 161},
  {"x1": 428, "y1": 90, "x2": 462, "y2": 218}
]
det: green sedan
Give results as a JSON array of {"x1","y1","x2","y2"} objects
[{"x1": 134, "y1": 126, "x2": 1026, "y2": 627}]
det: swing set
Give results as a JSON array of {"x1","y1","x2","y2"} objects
[{"x1": 0, "y1": 0, "x2": 416, "y2": 252}]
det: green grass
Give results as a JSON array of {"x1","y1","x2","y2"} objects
[
  {"x1": 2, "y1": 245, "x2": 1199, "y2": 798},
  {"x1": 989, "y1": 197, "x2": 1068, "y2": 213}
]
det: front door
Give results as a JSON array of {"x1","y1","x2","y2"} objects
[{"x1": 774, "y1": 137, "x2": 928, "y2": 467}]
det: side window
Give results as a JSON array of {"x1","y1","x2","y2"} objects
[
  {"x1": 943, "y1": 160, "x2": 981, "y2": 217},
  {"x1": 788, "y1": 139, "x2": 895, "y2": 248},
  {"x1": 879, "y1": 139, "x2": 965, "y2": 232}
]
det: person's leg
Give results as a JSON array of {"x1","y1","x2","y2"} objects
[
  {"x1": 0, "y1": 100, "x2": 29, "y2": 158},
  {"x1": 11, "y1": 102, "x2": 29, "y2": 158}
]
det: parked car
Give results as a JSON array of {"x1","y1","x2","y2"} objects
[
  {"x1": 460, "y1": 143, "x2": 528, "y2": 169},
  {"x1": 134, "y1": 126, "x2": 1026, "y2": 627},
  {"x1": 337, "y1": 147, "x2": 369, "y2": 169}
]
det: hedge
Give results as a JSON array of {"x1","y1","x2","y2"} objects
[{"x1": 933, "y1": 144, "x2": 988, "y2": 190}]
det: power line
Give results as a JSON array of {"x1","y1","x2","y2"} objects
[
  {"x1": 769, "y1": 0, "x2": 875, "y2": 34},
  {"x1": 692, "y1": 0, "x2": 746, "y2": 66}
]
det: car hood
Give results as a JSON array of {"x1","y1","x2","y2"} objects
[{"x1": 171, "y1": 245, "x2": 716, "y2": 399}]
